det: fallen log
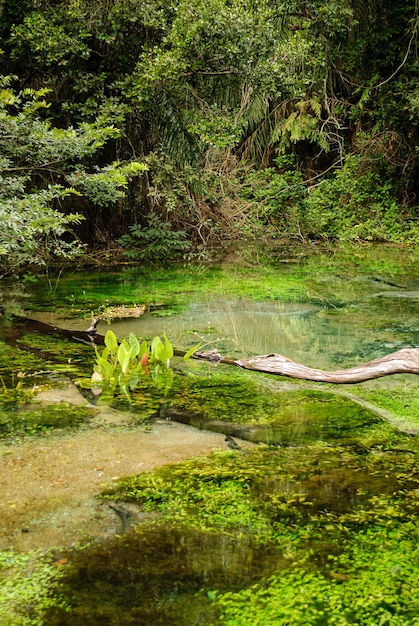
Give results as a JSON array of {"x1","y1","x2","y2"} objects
[
  {"x1": 235, "y1": 349, "x2": 419, "y2": 384},
  {"x1": 3, "y1": 314, "x2": 419, "y2": 384},
  {"x1": 7, "y1": 315, "x2": 105, "y2": 346}
]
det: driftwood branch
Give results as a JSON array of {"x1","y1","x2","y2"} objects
[
  {"x1": 4, "y1": 315, "x2": 419, "y2": 384},
  {"x1": 235, "y1": 349, "x2": 419, "y2": 384}
]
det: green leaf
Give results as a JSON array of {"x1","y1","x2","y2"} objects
[
  {"x1": 163, "y1": 368, "x2": 174, "y2": 395},
  {"x1": 163, "y1": 331, "x2": 174, "y2": 359},
  {"x1": 96, "y1": 357, "x2": 115, "y2": 381},
  {"x1": 129, "y1": 332, "x2": 140, "y2": 357},
  {"x1": 151, "y1": 336, "x2": 162, "y2": 354},
  {"x1": 150, "y1": 336, "x2": 162, "y2": 364},
  {"x1": 104, "y1": 329, "x2": 118, "y2": 352},
  {"x1": 184, "y1": 341, "x2": 202, "y2": 360},
  {"x1": 117, "y1": 342, "x2": 132, "y2": 374},
  {"x1": 118, "y1": 374, "x2": 133, "y2": 403},
  {"x1": 139, "y1": 340, "x2": 149, "y2": 357},
  {"x1": 102, "y1": 346, "x2": 111, "y2": 360},
  {"x1": 155, "y1": 340, "x2": 168, "y2": 365}
]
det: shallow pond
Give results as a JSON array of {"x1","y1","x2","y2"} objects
[{"x1": 1, "y1": 245, "x2": 419, "y2": 625}]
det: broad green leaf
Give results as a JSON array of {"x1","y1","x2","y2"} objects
[
  {"x1": 101, "y1": 346, "x2": 111, "y2": 361},
  {"x1": 117, "y1": 342, "x2": 127, "y2": 366},
  {"x1": 97, "y1": 357, "x2": 115, "y2": 380},
  {"x1": 118, "y1": 342, "x2": 132, "y2": 374},
  {"x1": 151, "y1": 336, "x2": 162, "y2": 354},
  {"x1": 163, "y1": 332, "x2": 174, "y2": 359},
  {"x1": 104, "y1": 329, "x2": 118, "y2": 352},
  {"x1": 129, "y1": 332, "x2": 140, "y2": 357},
  {"x1": 139, "y1": 340, "x2": 149, "y2": 357},
  {"x1": 155, "y1": 339, "x2": 168, "y2": 365},
  {"x1": 122, "y1": 338, "x2": 131, "y2": 351},
  {"x1": 150, "y1": 336, "x2": 162, "y2": 364}
]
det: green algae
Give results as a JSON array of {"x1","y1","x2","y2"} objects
[
  {"x1": 0, "y1": 549, "x2": 69, "y2": 626},
  {"x1": 1, "y1": 244, "x2": 419, "y2": 624},
  {"x1": 7, "y1": 244, "x2": 419, "y2": 324},
  {"x1": 102, "y1": 432, "x2": 419, "y2": 535},
  {"x1": 215, "y1": 533, "x2": 419, "y2": 625},
  {"x1": 5, "y1": 244, "x2": 419, "y2": 373},
  {"x1": 96, "y1": 362, "x2": 384, "y2": 446},
  {"x1": 164, "y1": 371, "x2": 381, "y2": 445},
  {"x1": 0, "y1": 403, "x2": 95, "y2": 439},
  {"x1": 41, "y1": 425, "x2": 419, "y2": 625},
  {"x1": 43, "y1": 522, "x2": 281, "y2": 626},
  {"x1": 0, "y1": 339, "x2": 47, "y2": 380},
  {"x1": 16, "y1": 332, "x2": 93, "y2": 362},
  {"x1": 351, "y1": 383, "x2": 419, "y2": 428},
  {"x1": 19, "y1": 261, "x2": 310, "y2": 321}
]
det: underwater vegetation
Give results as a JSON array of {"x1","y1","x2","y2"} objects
[
  {"x1": 0, "y1": 550, "x2": 70, "y2": 626},
  {"x1": 42, "y1": 422, "x2": 419, "y2": 625},
  {"x1": 0, "y1": 339, "x2": 47, "y2": 381},
  {"x1": 1, "y1": 245, "x2": 419, "y2": 623},
  {"x1": 0, "y1": 400, "x2": 95, "y2": 440}
]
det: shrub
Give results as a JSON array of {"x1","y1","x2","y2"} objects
[{"x1": 302, "y1": 155, "x2": 419, "y2": 243}]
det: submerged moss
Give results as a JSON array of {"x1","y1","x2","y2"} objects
[
  {"x1": 102, "y1": 434, "x2": 419, "y2": 534},
  {"x1": 0, "y1": 403, "x2": 95, "y2": 439},
  {"x1": 16, "y1": 332, "x2": 93, "y2": 362},
  {"x1": 1, "y1": 245, "x2": 419, "y2": 624},
  {"x1": 24, "y1": 264, "x2": 310, "y2": 317},
  {"x1": 0, "y1": 549, "x2": 69, "y2": 626},
  {"x1": 0, "y1": 339, "x2": 47, "y2": 380},
  {"x1": 24, "y1": 245, "x2": 419, "y2": 316},
  {"x1": 215, "y1": 528, "x2": 419, "y2": 625},
  {"x1": 41, "y1": 427, "x2": 419, "y2": 625},
  {"x1": 165, "y1": 371, "x2": 381, "y2": 445},
  {"x1": 43, "y1": 521, "x2": 282, "y2": 626},
  {"x1": 353, "y1": 384, "x2": 419, "y2": 427}
]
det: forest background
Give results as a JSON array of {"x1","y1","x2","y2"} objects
[{"x1": 0, "y1": 0, "x2": 418, "y2": 274}]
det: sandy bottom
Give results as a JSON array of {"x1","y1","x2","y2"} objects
[{"x1": 0, "y1": 384, "x2": 232, "y2": 552}]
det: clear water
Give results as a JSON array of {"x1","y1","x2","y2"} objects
[{"x1": 2, "y1": 248, "x2": 419, "y2": 625}]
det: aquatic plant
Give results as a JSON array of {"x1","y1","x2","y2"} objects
[
  {"x1": 0, "y1": 377, "x2": 34, "y2": 409},
  {"x1": 0, "y1": 549, "x2": 70, "y2": 625},
  {"x1": 0, "y1": 340, "x2": 47, "y2": 380},
  {"x1": 353, "y1": 384, "x2": 419, "y2": 428},
  {"x1": 214, "y1": 530, "x2": 419, "y2": 625},
  {"x1": 0, "y1": 403, "x2": 94, "y2": 439},
  {"x1": 85, "y1": 433, "x2": 419, "y2": 624},
  {"x1": 78, "y1": 329, "x2": 200, "y2": 403},
  {"x1": 2, "y1": 246, "x2": 419, "y2": 624}
]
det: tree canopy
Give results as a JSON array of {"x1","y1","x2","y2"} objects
[{"x1": 0, "y1": 0, "x2": 418, "y2": 270}]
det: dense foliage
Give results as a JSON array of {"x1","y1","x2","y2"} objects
[{"x1": 0, "y1": 0, "x2": 418, "y2": 269}]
